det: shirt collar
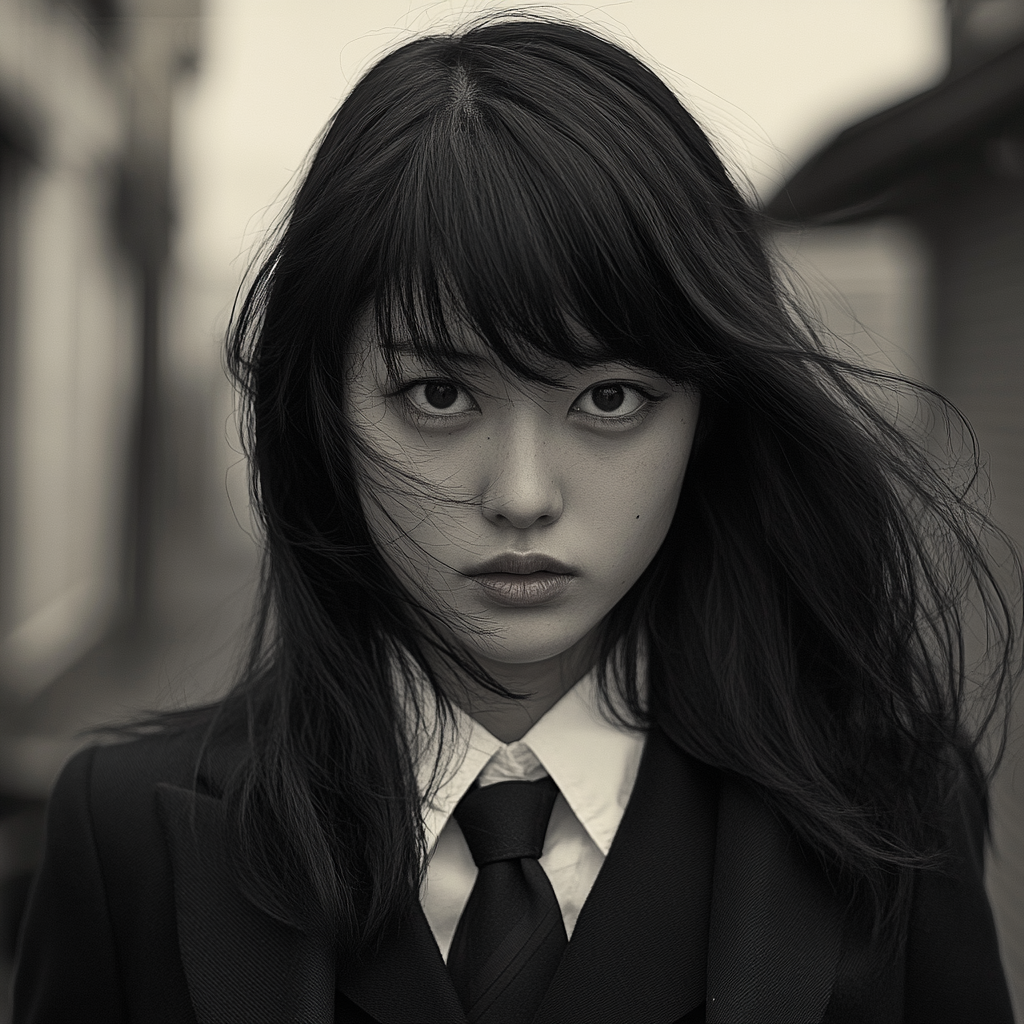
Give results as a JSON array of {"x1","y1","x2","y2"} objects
[{"x1": 416, "y1": 667, "x2": 647, "y2": 857}]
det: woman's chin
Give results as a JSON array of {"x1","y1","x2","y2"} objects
[{"x1": 463, "y1": 621, "x2": 601, "y2": 672}]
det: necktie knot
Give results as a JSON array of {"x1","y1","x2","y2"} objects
[{"x1": 454, "y1": 777, "x2": 559, "y2": 867}]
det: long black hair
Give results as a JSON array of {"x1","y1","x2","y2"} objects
[{"x1": 185, "y1": 15, "x2": 1018, "y2": 953}]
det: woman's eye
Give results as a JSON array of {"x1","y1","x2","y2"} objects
[
  {"x1": 572, "y1": 383, "x2": 650, "y2": 420},
  {"x1": 403, "y1": 380, "x2": 477, "y2": 418}
]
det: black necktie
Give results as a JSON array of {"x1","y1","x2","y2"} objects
[{"x1": 446, "y1": 776, "x2": 568, "y2": 1023}]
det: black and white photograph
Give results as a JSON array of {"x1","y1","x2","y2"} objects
[{"x1": 1, "y1": 2, "x2": 1022, "y2": 1021}]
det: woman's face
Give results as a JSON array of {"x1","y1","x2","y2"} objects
[{"x1": 343, "y1": 308, "x2": 700, "y2": 677}]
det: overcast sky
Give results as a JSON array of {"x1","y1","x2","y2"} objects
[{"x1": 174, "y1": 0, "x2": 948, "y2": 279}]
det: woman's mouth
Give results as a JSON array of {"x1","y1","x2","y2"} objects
[
  {"x1": 466, "y1": 553, "x2": 576, "y2": 607},
  {"x1": 470, "y1": 571, "x2": 574, "y2": 607}
]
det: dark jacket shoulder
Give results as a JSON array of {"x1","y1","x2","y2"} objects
[
  {"x1": 89, "y1": 713, "x2": 230, "y2": 796},
  {"x1": 12, "y1": 721, "x2": 224, "y2": 1024}
]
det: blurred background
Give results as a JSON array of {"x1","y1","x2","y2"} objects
[{"x1": 0, "y1": 0, "x2": 1021, "y2": 1015}]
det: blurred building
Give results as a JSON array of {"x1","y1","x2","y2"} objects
[
  {"x1": 0, "y1": 1, "x2": 136, "y2": 704},
  {"x1": 0, "y1": 0, "x2": 200, "y2": 699},
  {"x1": 0, "y1": 0, "x2": 200, "y2": 1001},
  {"x1": 766, "y1": 0, "x2": 1024, "y2": 1013}
]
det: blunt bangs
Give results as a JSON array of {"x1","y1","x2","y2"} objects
[{"x1": 315, "y1": 17, "x2": 776, "y2": 391}]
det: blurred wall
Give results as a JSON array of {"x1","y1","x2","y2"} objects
[
  {"x1": 0, "y1": 1, "x2": 135, "y2": 699},
  {"x1": 774, "y1": 219, "x2": 931, "y2": 383},
  {"x1": 0, "y1": 0, "x2": 201, "y2": 705}
]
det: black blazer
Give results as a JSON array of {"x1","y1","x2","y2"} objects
[{"x1": 12, "y1": 725, "x2": 1015, "y2": 1024}]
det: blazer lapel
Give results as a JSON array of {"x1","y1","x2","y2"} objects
[
  {"x1": 705, "y1": 779, "x2": 844, "y2": 1024},
  {"x1": 156, "y1": 782, "x2": 334, "y2": 1024},
  {"x1": 336, "y1": 904, "x2": 467, "y2": 1023},
  {"x1": 534, "y1": 729, "x2": 718, "y2": 1024},
  {"x1": 535, "y1": 728, "x2": 846, "y2": 1024}
]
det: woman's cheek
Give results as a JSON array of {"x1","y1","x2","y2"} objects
[{"x1": 614, "y1": 451, "x2": 687, "y2": 579}]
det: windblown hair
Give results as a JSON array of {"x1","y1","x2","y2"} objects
[{"x1": 183, "y1": 16, "x2": 1017, "y2": 952}]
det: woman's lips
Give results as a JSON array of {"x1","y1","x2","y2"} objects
[
  {"x1": 468, "y1": 552, "x2": 576, "y2": 576},
  {"x1": 470, "y1": 571, "x2": 574, "y2": 607},
  {"x1": 466, "y1": 553, "x2": 577, "y2": 607}
]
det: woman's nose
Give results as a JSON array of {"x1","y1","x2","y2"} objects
[{"x1": 480, "y1": 418, "x2": 564, "y2": 530}]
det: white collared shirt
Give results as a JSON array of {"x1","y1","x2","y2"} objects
[{"x1": 416, "y1": 670, "x2": 647, "y2": 960}]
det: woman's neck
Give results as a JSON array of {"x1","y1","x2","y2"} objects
[{"x1": 445, "y1": 627, "x2": 601, "y2": 743}]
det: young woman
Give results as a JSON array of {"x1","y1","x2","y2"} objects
[{"x1": 13, "y1": 16, "x2": 1019, "y2": 1024}]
